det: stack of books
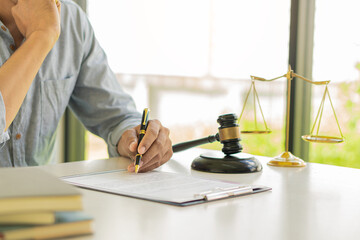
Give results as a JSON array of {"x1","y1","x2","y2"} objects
[{"x1": 0, "y1": 168, "x2": 93, "y2": 240}]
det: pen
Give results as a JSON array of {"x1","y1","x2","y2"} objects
[{"x1": 135, "y1": 108, "x2": 150, "y2": 173}]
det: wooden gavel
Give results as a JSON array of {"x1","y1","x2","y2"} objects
[{"x1": 172, "y1": 113, "x2": 242, "y2": 155}]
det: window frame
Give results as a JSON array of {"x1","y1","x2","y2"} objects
[
  {"x1": 63, "y1": 0, "x2": 88, "y2": 162},
  {"x1": 288, "y1": 0, "x2": 316, "y2": 161}
]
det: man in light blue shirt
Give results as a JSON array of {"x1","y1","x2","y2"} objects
[{"x1": 0, "y1": 0, "x2": 173, "y2": 171}]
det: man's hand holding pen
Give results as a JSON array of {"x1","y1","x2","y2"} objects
[{"x1": 117, "y1": 110, "x2": 173, "y2": 173}]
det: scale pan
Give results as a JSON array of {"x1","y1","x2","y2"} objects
[
  {"x1": 302, "y1": 135, "x2": 344, "y2": 143},
  {"x1": 241, "y1": 130, "x2": 272, "y2": 134}
]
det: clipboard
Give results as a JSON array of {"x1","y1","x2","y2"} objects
[{"x1": 62, "y1": 170, "x2": 271, "y2": 206}]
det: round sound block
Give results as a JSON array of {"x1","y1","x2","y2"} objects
[{"x1": 191, "y1": 151, "x2": 262, "y2": 174}]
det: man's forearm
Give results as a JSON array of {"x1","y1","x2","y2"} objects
[{"x1": 0, "y1": 31, "x2": 56, "y2": 130}]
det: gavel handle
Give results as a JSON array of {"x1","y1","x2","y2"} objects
[{"x1": 172, "y1": 134, "x2": 219, "y2": 153}]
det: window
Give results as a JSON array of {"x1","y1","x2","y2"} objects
[
  {"x1": 310, "y1": 0, "x2": 360, "y2": 168},
  {"x1": 85, "y1": 0, "x2": 291, "y2": 160}
]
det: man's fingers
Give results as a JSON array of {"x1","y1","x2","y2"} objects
[
  {"x1": 138, "y1": 120, "x2": 160, "y2": 154},
  {"x1": 127, "y1": 161, "x2": 144, "y2": 172},
  {"x1": 56, "y1": 0, "x2": 61, "y2": 14},
  {"x1": 120, "y1": 119, "x2": 172, "y2": 173},
  {"x1": 124, "y1": 129, "x2": 138, "y2": 152},
  {"x1": 129, "y1": 141, "x2": 137, "y2": 153},
  {"x1": 138, "y1": 149, "x2": 172, "y2": 173},
  {"x1": 138, "y1": 126, "x2": 170, "y2": 167},
  {"x1": 117, "y1": 126, "x2": 140, "y2": 157}
]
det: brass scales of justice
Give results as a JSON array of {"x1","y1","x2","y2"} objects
[{"x1": 238, "y1": 65, "x2": 345, "y2": 167}]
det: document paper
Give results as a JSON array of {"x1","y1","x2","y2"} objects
[{"x1": 63, "y1": 170, "x2": 269, "y2": 206}]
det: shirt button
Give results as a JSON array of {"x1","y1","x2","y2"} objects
[
  {"x1": 10, "y1": 44, "x2": 16, "y2": 51},
  {"x1": 1, "y1": 25, "x2": 6, "y2": 31},
  {"x1": 15, "y1": 134, "x2": 21, "y2": 140}
]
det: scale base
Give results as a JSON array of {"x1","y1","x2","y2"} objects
[
  {"x1": 267, "y1": 151, "x2": 306, "y2": 167},
  {"x1": 191, "y1": 151, "x2": 262, "y2": 173}
]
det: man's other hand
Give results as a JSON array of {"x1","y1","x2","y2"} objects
[{"x1": 11, "y1": 0, "x2": 61, "y2": 45}]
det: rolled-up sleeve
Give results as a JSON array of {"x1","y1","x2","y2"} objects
[
  {"x1": 68, "y1": 6, "x2": 141, "y2": 157},
  {"x1": 0, "y1": 91, "x2": 10, "y2": 146}
]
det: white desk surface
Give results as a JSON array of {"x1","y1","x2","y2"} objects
[{"x1": 35, "y1": 149, "x2": 360, "y2": 240}]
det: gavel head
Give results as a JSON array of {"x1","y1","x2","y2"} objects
[{"x1": 216, "y1": 114, "x2": 243, "y2": 155}]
